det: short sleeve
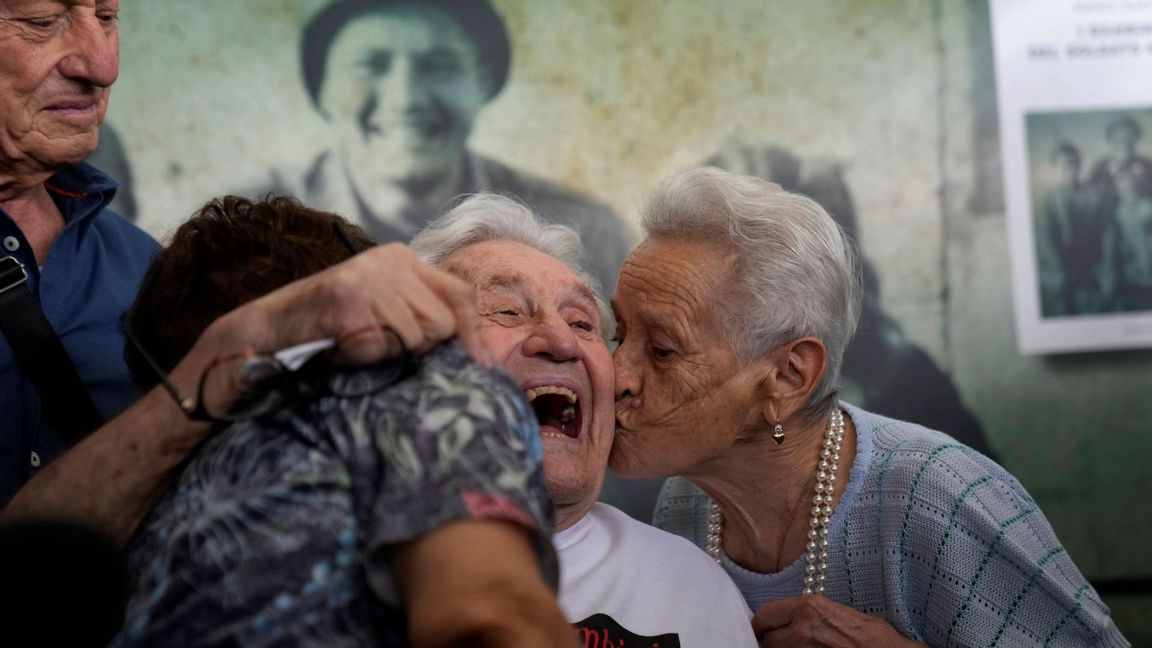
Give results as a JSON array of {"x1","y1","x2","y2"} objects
[{"x1": 318, "y1": 341, "x2": 557, "y2": 604}]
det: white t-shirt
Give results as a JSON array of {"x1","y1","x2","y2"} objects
[{"x1": 555, "y1": 503, "x2": 757, "y2": 647}]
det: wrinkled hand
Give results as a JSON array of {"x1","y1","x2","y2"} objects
[
  {"x1": 196, "y1": 243, "x2": 489, "y2": 415},
  {"x1": 753, "y1": 596, "x2": 921, "y2": 648}
]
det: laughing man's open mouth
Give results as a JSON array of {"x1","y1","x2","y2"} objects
[{"x1": 526, "y1": 386, "x2": 581, "y2": 439}]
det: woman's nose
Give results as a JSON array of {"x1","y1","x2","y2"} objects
[{"x1": 612, "y1": 343, "x2": 638, "y2": 400}]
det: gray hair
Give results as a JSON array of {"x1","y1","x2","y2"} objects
[
  {"x1": 410, "y1": 193, "x2": 609, "y2": 326},
  {"x1": 641, "y1": 167, "x2": 862, "y2": 419}
]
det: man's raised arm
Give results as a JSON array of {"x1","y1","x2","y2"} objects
[{"x1": 3, "y1": 244, "x2": 487, "y2": 544}]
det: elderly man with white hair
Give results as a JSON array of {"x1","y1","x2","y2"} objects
[{"x1": 410, "y1": 195, "x2": 757, "y2": 645}]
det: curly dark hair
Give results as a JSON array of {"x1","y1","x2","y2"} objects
[
  {"x1": 123, "y1": 195, "x2": 376, "y2": 391},
  {"x1": 301, "y1": 0, "x2": 510, "y2": 110}
]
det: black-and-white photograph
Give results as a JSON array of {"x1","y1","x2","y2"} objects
[
  {"x1": 1027, "y1": 109, "x2": 1152, "y2": 319},
  {"x1": 239, "y1": 0, "x2": 633, "y2": 293},
  {"x1": 994, "y1": 0, "x2": 1152, "y2": 357}
]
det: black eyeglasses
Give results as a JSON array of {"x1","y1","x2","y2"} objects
[
  {"x1": 124, "y1": 315, "x2": 310, "y2": 424},
  {"x1": 333, "y1": 220, "x2": 367, "y2": 256},
  {"x1": 126, "y1": 313, "x2": 415, "y2": 425},
  {"x1": 122, "y1": 318, "x2": 224, "y2": 422}
]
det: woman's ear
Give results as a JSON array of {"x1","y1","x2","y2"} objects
[
  {"x1": 760, "y1": 390, "x2": 781, "y2": 429},
  {"x1": 754, "y1": 350, "x2": 787, "y2": 427},
  {"x1": 758, "y1": 337, "x2": 827, "y2": 424}
]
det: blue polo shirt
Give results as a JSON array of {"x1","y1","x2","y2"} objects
[{"x1": 0, "y1": 163, "x2": 159, "y2": 505}]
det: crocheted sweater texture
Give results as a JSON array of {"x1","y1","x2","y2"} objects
[{"x1": 654, "y1": 403, "x2": 1129, "y2": 647}]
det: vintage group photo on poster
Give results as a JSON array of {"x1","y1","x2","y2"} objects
[
  {"x1": 1026, "y1": 109, "x2": 1152, "y2": 320},
  {"x1": 992, "y1": 0, "x2": 1152, "y2": 353},
  {"x1": 1009, "y1": 107, "x2": 1152, "y2": 353}
]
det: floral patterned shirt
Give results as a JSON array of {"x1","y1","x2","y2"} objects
[{"x1": 114, "y1": 341, "x2": 555, "y2": 647}]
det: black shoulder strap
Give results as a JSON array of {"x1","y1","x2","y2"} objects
[{"x1": 0, "y1": 255, "x2": 103, "y2": 445}]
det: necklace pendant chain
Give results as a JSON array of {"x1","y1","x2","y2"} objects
[{"x1": 706, "y1": 408, "x2": 846, "y2": 597}]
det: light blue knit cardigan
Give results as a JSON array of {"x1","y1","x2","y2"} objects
[{"x1": 654, "y1": 403, "x2": 1129, "y2": 647}]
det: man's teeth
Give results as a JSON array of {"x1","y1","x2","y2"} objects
[
  {"x1": 525, "y1": 385, "x2": 577, "y2": 403},
  {"x1": 526, "y1": 386, "x2": 579, "y2": 439}
]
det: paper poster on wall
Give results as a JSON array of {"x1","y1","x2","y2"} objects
[{"x1": 991, "y1": 0, "x2": 1152, "y2": 354}]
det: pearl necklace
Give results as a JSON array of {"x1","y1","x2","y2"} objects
[{"x1": 706, "y1": 408, "x2": 845, "y2": 596}]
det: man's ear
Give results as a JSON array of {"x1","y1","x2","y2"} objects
[{"x1": 757, "y1": 337, "x2": 827, "y2": 425}]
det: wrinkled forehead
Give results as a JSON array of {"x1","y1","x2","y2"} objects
[
  {"x1": 444, "y1": 242, "x2": 604, "y2": 322},
  {"x1": 5, "y1": 0, "x2": 118, "y2": 9}
]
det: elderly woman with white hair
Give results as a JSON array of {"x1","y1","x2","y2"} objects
[{"x1": 610, "y1": 168, "x2": 1128, "y2": 646}]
